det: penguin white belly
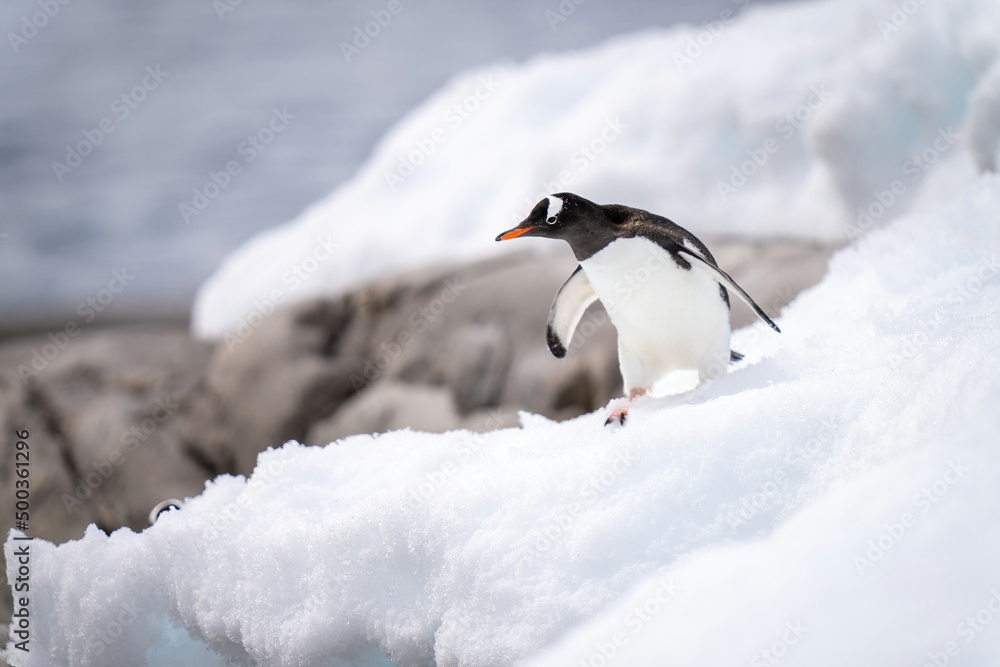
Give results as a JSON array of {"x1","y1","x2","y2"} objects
[{"x1": 580, "y1": 237, "x2": 731, "y2": 390}]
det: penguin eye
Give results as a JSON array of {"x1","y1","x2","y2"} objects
[{"x1": 546, "y1": 216, "x2": 557, "y2": 224}]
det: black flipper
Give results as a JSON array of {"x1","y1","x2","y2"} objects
[{"x1": 546, "y1": 265, "x2": 598, "y2": 358}]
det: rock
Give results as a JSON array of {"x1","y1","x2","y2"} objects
[
  {"x1": 182, "y1": 251, "x2": 624, "y2": 475},
  {"x1": 183, "y1": 297, "x2": 363, "y2": 476},
  {"x1": 306, "y1": 380, "x2": 521, "y2": 445},
  {"x1": 0, "y1": 241, "x2": 837, "y2": 628},
  {"x1": 0, "y1": 327, "x2": 213, "y2": 626},
  {"x1": 710, "y1": 240, "x2": 835, "y2": 329}
]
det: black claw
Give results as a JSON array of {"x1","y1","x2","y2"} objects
[{"x1": 604, "y1": 411, "x2": 628, "y2": 426}]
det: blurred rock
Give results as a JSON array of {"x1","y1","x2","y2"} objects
[
  {"x1": 182, "y1": 251, "x2": 622, "y2": 472},
  {"x1": 306, "y1": 381, "x2": 521, "y2": 445},
  {"x1": 0, "y1": 241, "x2": 836, "y2": 626},
  {"x1": 0, "y1": 328, "x2": 213, "y2": 627},
  {"x1": 713, "y1": 239, "x2": 834, "y2": 328}
]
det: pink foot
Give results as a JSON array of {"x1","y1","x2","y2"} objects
[
  {"x1": 605, "y1": 405, "x2": 629, "y2": 426},
  {"x1": 604, "y1": 388, "x2": 649, "y2": 426}
]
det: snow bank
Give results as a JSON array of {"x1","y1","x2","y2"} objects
[
  {"x1": 7, "y1": 172, "x2": 1000, "y2": 665},
  {"x1": 192, "y1": 0, "x2": 1000, "y2": 339}
]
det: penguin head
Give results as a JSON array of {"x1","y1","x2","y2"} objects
[{"x1": 496, "y1": 193, "x2": 616, "y2": 260}]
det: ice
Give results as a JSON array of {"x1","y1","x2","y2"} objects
[
  {"x1": 7, "y1": 0, "x2": 1000, "y2": 663},
  {"x1": 193, "y1": 0, "x2": 1000, "y2": 339},
  {"x1": 6, "y1": 171, "x2": 1000, "y2": 664}
]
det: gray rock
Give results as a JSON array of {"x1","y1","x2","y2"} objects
[
  {"x1": 711, "y1": 240, "x2": 835, "y2": 328},
  {"x1": 0, "y1": 327, "x2": 213, "y2": 626},
  {"x1": 306, "y1": 380, "x2": 521, "y2": 445},
  {"x1": 0, "y1": 241, "x2": 837, "y2": 628}
]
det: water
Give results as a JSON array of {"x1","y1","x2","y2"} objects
[{"x1": 0, "y1": 0, "x2": 791, "y2": 333}]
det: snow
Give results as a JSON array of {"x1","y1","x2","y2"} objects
[
  {"x1": 7, "y1": 171, "x2": 1000, "y2": 664},
  {"x1": 7, "y1": 0, "x2": 1000, "y2": 664},
  {"x1": 193, "y1": 0, "x2": 1000, "y2": 339}
]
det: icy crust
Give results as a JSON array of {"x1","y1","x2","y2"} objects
[
  {"x1": 5, "y1": 175, "x2": 1000, "y2": 665},
  {"x1": 192, "y1": 0, "x2": 1000, "y2": 339}
]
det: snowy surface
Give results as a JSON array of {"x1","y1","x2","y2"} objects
[
  {"x1": 7, "y1": 0, "x2": 1000, "y2": 663},
  {"x1": 193, "y1": 0, "x2": 1000, "y2": 339},
  {"x1": 6, "y1": 171, "x2": 1000, "y2": 664}
]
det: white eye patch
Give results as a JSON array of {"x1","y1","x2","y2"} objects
[{"x1": 546, "y1": 196, "x2": 564, "y2": 224}]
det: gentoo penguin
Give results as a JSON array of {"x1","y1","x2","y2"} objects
[
  {"x1": 148, "y1": 498, "x2": 183, "y2": 525},
  {"x1": 495, "y1": 193, "x2": 780, "y2": 424}
]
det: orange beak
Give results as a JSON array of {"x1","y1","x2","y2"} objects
[{"x1": 496, "y1": 226, "x2": 537, "y2": 242}]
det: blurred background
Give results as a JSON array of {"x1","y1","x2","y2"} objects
[
  {"x1": 3, "y1": 0, "x2": 1000, "y2": 661},
  {"x1": 0, "y1": 0, "x2": 797, "y2": 334}
]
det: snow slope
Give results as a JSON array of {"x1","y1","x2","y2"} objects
[
  {"x1": 5, "y1": 173, "x2": 1000, "y2": 665},
  {"x1": 192, "y1": 0, "x2": 1000, "y2": 339}
]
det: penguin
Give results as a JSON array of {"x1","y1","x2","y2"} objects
[
  {"x1": 148, "y1": 498, "x2": 183, "y2": 525},
  {"x1": 495, "y1": 193, "x2": 780, "y2": 425}
]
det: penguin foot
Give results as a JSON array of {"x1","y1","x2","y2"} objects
[
  {"x1": 604, "y1": 388, "x2": 647, "y2": 426},
  {"x1": 604, "y1": 407, "x2": 628, "y2": 426}
]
